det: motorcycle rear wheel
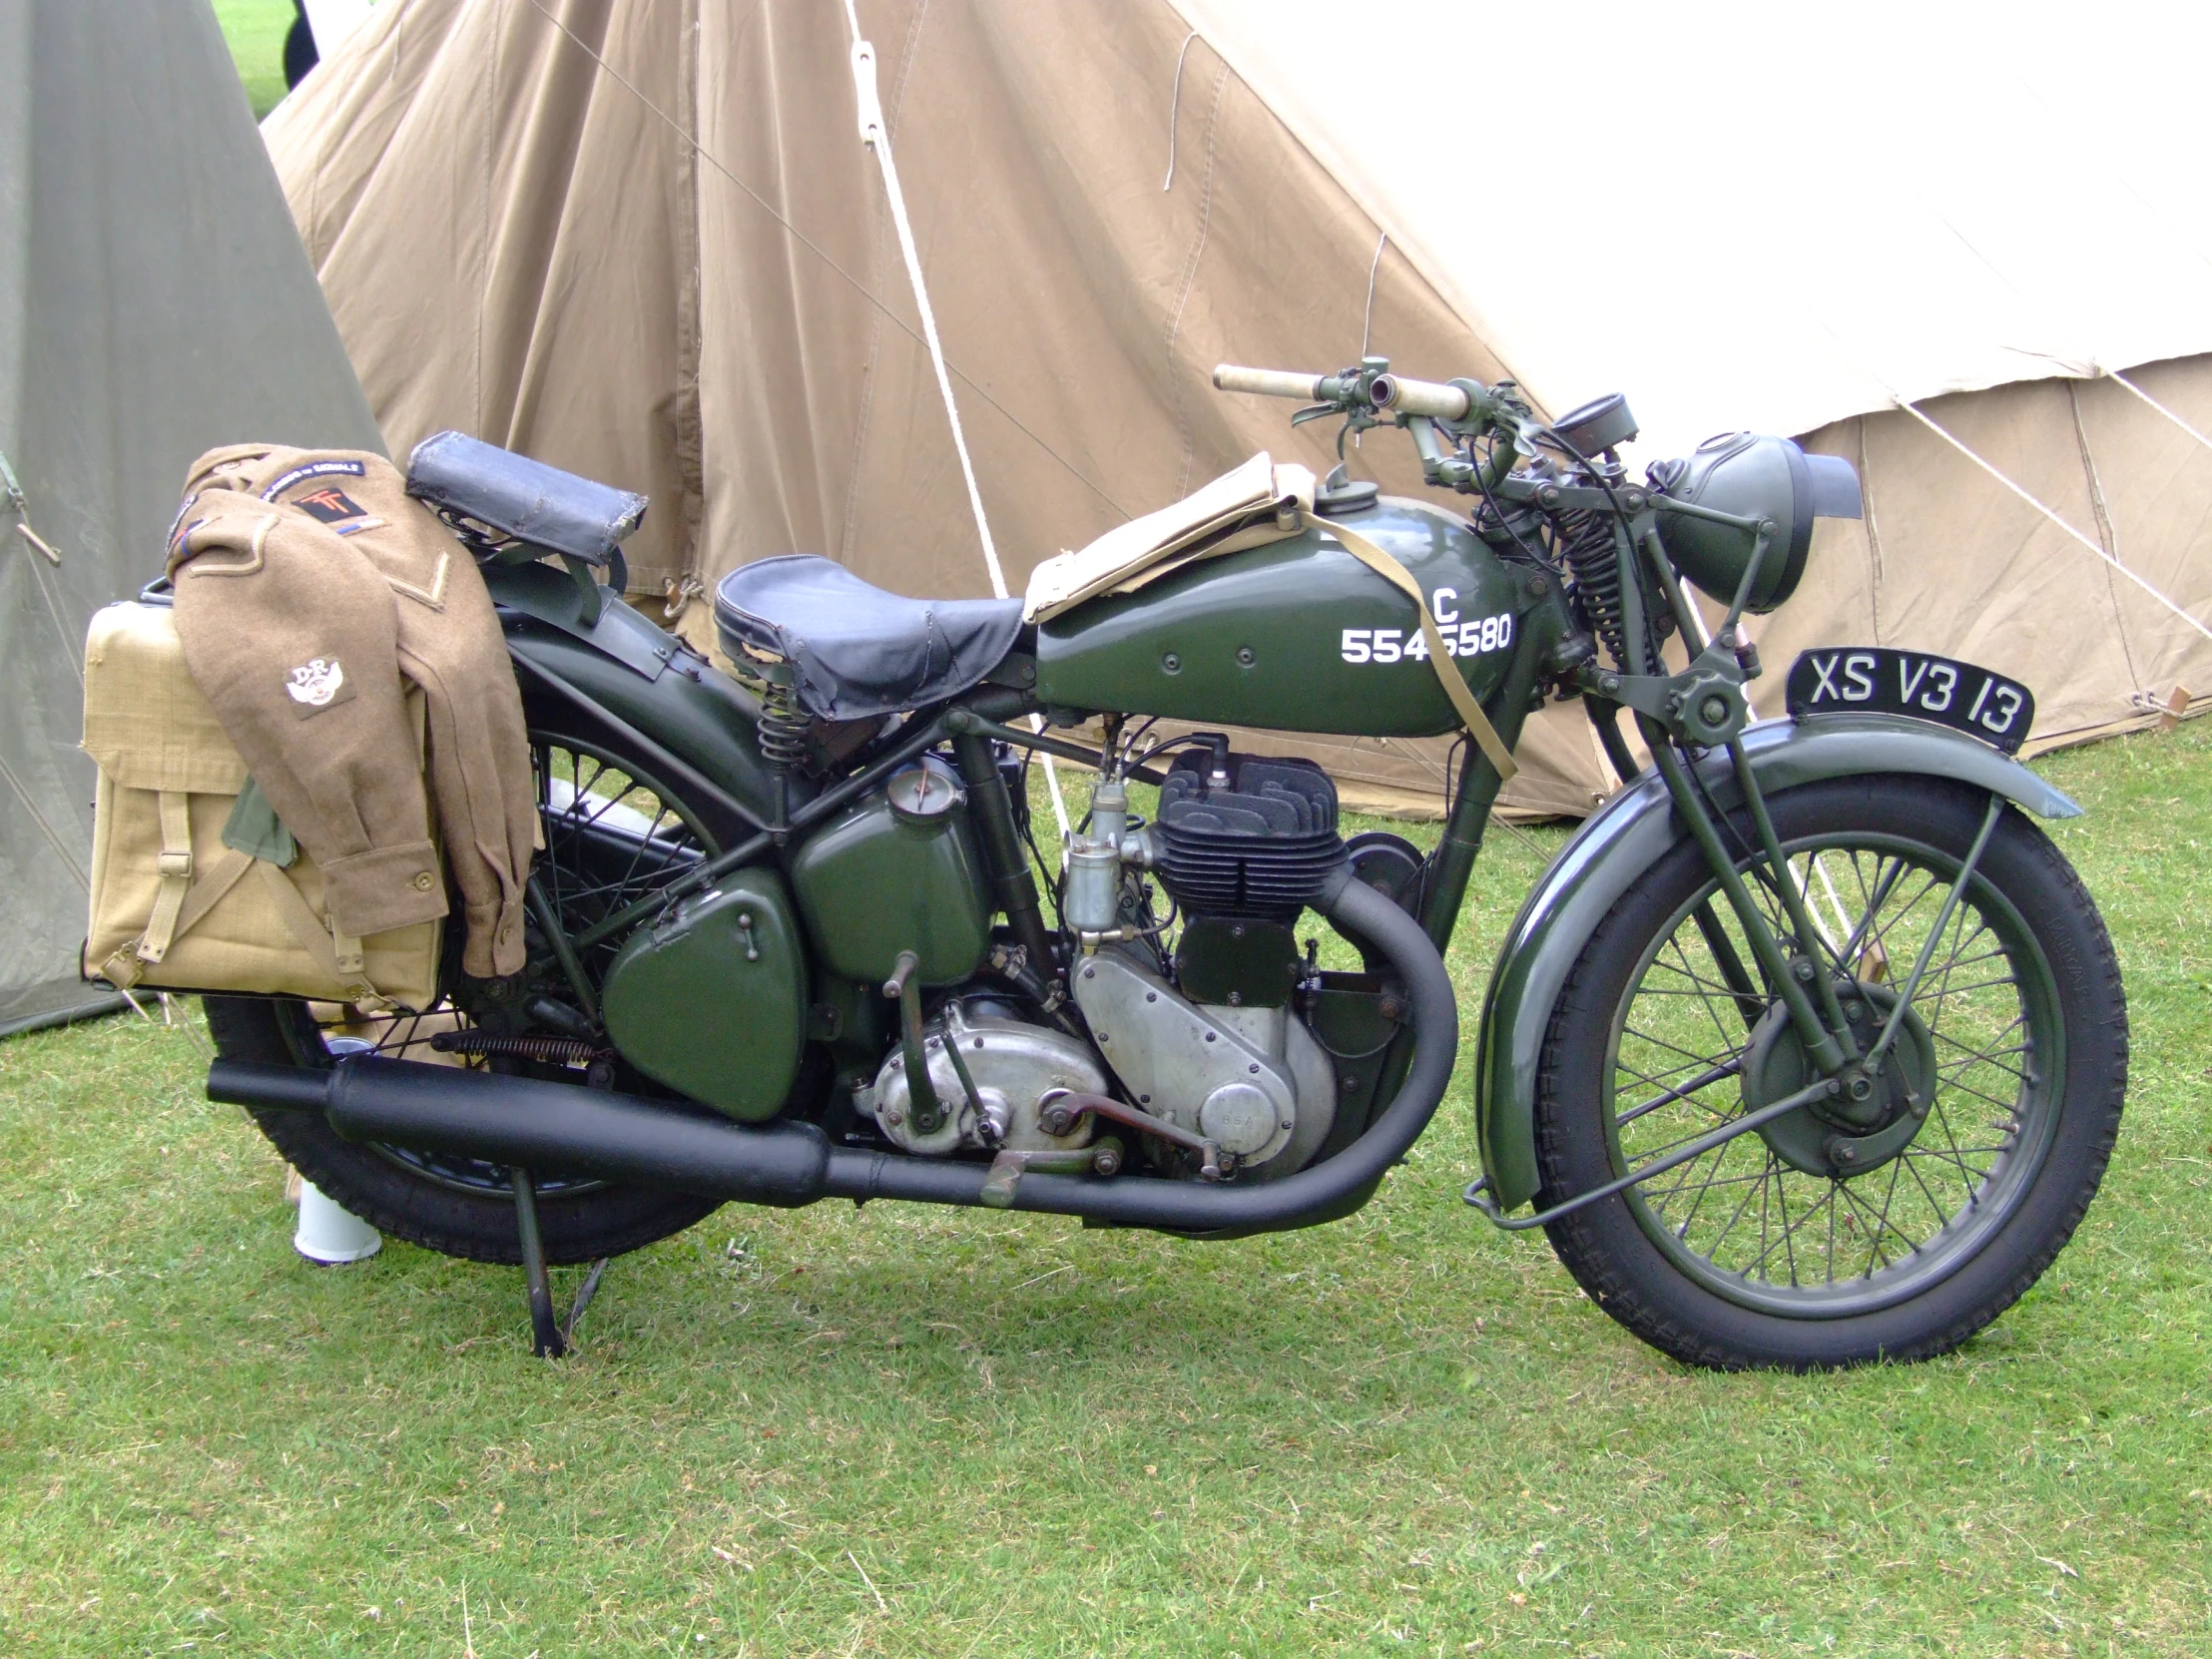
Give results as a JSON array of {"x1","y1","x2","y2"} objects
[
  {"x1": 1532, "y1": 774, "x2": 2126, "y2": 1371},
  {"x1": 209, "y1": 730, "x2": 728, "y2": 1266}
]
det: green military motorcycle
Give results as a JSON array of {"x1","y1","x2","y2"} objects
[{"x1": 209, "y1": 358, "x2": 2127, "y2": 1369}]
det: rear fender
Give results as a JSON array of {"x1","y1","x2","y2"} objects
[
  {"x1": 487, "y1": 560, "x2": 785, "y2": 850},
  {"x1": 1473, "y1": 714, "x2": 2080, "y2": 1212}
]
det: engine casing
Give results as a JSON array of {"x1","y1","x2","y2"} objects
[{"x1": 858, "y1": 1000, "x2": 1104, "y2": 1157}]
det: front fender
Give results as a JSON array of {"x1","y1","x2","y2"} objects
[{"x1": 1473, "y1": 714, "x2": 2080, "y2": 1213}]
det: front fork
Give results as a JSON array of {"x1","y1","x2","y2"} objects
[{"x1": 1597, "y1": 518, "x2": 1999, "y2": 1097}]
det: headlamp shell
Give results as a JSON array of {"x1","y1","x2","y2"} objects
[{"x1": 1649, "y1": 432, "x2": 1863, "y2": 613}]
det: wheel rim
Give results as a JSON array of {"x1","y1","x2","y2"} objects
[
  {"x1": 284, "y1": 733, "x2": 719, "y2": 1198},
  {"x1": 1603, "y1": 826, "x2": 2064, "y2": 1319}
]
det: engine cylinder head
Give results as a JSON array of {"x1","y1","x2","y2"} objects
[{"x1": 1152, "y1": 745, "x2": 1345, "y2": 921}]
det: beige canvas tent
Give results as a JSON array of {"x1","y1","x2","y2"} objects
[{"x1": 265, "y1": 0, "x2": 2210, "y2": 818}]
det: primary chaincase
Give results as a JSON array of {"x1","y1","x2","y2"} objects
[{"x1": 858, "y1": 1000, "x2": 1105, "y2": 1158}]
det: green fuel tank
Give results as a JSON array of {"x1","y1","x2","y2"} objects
[{"x1": 1034, "y1": 498, "x2": 1534, "y2": 736}]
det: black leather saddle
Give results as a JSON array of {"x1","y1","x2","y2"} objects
[
  {"x1": 714, "y1": 555, "x2": 1024, "y2": 721},
  {"x1": 406, "y1": 430, "x2": 647, "y2": 565}
]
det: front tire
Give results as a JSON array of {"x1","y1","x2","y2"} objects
[{"x1": 1533, "y1": 775, "x2": 2126, "y2": 1370}]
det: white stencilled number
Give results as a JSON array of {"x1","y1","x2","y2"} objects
[
  {"x1": 1346, "y1": 611, "x2": 1511, "y2": 664},
  {"x1": 1920, "y1": 662, "x2": 1956, "y2": 713},
  {"x1": 1981, "y1": 683, "x2": 2024, "y2": 735}
]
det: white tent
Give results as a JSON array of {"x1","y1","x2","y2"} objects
[{"x1": 267, "y1": 0, "x2": 2210, "y2": 817}]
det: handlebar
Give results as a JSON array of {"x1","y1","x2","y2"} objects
[
  {"x1": 1367, "y1": 373, "x2": 1470, "y2": 421},
  {"x1": 1213, "y1": 362, "x2": 1470, "y2": 422},
  {"x1": 1211, "y1": 364, "x2": 1337, "y2": 402}
]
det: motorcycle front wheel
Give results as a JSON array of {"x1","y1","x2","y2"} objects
[{"x1": 1533, "y1": 774, "x2": 2126, "y2": 1371}]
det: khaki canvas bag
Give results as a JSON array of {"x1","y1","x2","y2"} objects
[{"x1": 82, "y1": 601, "x2": 441, "y2": 1011}]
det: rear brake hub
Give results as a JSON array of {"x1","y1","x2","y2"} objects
[{"x1": 1740, "y1": 982, "x2": 1937, "y2": 1179}]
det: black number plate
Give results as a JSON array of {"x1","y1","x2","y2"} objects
[{"x1": 1785, "y1": 648, "x2": 2033, "y2": 754}]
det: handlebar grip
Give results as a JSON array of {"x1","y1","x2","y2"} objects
[
  {"x1": 1368, "y1": 373, "x2": 1470, "y2": 420},
  {"x1": 1212, "y1": 364, "x2": 1329, "y2": 401}
]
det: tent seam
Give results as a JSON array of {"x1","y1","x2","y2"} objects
[
  {"x1": 1162, "y1": 56, "x2": 1229, "y2": 499},
  {"x1": 2067, "y1": 380, "x2": 2142, "y2": 694}
]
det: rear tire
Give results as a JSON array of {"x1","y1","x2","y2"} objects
[
  {"x1": 1533, "y1": 775, "x2": 2126, "y2": 1371},
  {"x1": 208, "y1": 996, "x2": 722, "y2": 1266},
  {"x1": 210, "y1": 727, "x2": 731, "y2": 1267}
]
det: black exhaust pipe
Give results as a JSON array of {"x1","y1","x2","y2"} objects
[
  {"x1": 209, "y1": 873, "x2": 1458, "y2": 1234},
  {"x1": 210, "y1": 1053, "x2": 833, "y2": 1208}
]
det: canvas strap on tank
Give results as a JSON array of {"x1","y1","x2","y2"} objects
[{"x1": 1308, "y1": 513, "x2": 1519, "y2": 782}]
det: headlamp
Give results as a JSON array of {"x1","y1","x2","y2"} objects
[{"x1": 1650, "y1": 433, "x2": 1863, "y2": 613}]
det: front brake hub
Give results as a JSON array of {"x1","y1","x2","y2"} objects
[{"x1": 1739, "y1": 982, "x2": 1937, "y2": 1179}]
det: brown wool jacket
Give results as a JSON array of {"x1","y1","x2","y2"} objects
[{"x1": 167, "y1": 444, "x2": 537, "y2": 978}]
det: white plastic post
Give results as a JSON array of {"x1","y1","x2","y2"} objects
[
  {"x1": 294, "y1": 1180, "x2": 383, "y2": 1265},
  {"x1": 292, "y1": 1034, "x2": 382, "y2": 1264}
]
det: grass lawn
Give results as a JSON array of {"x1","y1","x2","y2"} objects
[
  {"x1": 214, "y1": 0, "x2": 299, "y2": 121},
  {"x1": 2, "y1": 717, "x2": 2206, "y2": 1655}
]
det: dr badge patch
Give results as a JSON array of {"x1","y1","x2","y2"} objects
[{"x1": 283, "y1": 656, "x2": 354, "y2": 717}]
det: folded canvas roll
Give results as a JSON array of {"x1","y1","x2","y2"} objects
[{"x1": 1023, "y1": 454, "x2": 1316, "y2": 623}]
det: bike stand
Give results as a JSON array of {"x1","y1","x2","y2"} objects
[{"x1": 510, "y1": 1170, "x2": 611, "y2": 1359}]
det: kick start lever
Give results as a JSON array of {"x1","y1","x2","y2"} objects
[{"x1": 1037, "y1": 1089, "x2": 1226, "y2": 1181}]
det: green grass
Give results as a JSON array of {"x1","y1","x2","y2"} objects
[
  {"x1": 3, "y1": 721, "x2": 2207, "y2": 1656},
  {"x1": 214, "y1": 0, "x2": 297, "y2": 121}
]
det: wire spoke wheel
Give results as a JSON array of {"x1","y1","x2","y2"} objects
[
  {"x1": 297, "y1": 733, "x2": 716, "y2": 1197},
  {"x1": 208, "y1": 728, "x2": 731, "y2": 1265},
  {"x1": 1533, "y1": 775, "x2": 2125, "y2": 1370},
  {"x1": 1612, "y1": 832, "x2": 2055, "y2": 1317}
]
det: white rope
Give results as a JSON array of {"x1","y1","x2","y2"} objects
[
  {"x1": 2105, "y1": 367, "x2": 2212, "y2": 458},
  {"x1": 1361, "y1": 232, "x2": 1386, "y2": 358},
  {"x1": 1894, "y1": 397, "x2": 2212, "y2": 645},
  {"x1": 1163, "y1": 32, "x2": 1200, "y2": 191},
  {"x1": 841, "y1": 8, "x2": 1071, "y2": 838}
]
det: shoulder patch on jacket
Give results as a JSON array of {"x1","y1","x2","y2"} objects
[
  {"x1": 261, "y1": 458, "x2": 366, "y2": 501},
  {"x1": 294, "y1": 486, "x2": 367, "y2": 524},
  {"x1": 282, "y1": 657, "x2": 356, "y2": 717}
]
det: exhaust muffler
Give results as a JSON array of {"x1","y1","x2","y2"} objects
[{"x1": 210, "y1": 1056, "x2": 833, "y2": 1207}]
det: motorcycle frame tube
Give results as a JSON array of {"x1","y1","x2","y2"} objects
[
  {"x1": 1415, "y1": 610, "x2": 1547, "y2": 953},
  {"x1": 209, "y1": 874, "x2": 1458, "y2": 1237},
  {"x1": 1470, "y1": 713, "x2": 2081, "y2": 1213}
]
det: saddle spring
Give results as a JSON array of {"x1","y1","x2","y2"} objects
[{"x1": 758, "y1": 678, "x2": 809, "y2": 770}]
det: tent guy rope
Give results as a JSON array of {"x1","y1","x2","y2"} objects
[
  {"x1": 1894, "y1": 398, "x2": 2212, "y2": 646},
  {"x1": 841, "y1": 3, "x2": 1070, "y2": 839},
  {"x1": 2105, "y1": 368, "x2": 2212, "y2": 459}
]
